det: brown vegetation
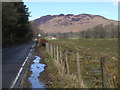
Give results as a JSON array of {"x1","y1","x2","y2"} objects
[
  {"x1": 31, "y1": 14, "x2": 118, "y2": 34},
  {"x1": 38, "y1": 38, "x2": 48, "y2": 47}
]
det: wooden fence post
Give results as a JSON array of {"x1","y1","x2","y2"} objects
[
  {"x1": 100, "y1": 57, "x2": 109, "y2": 88},
  {"x1": 50, "y1": 44, "x2": 53, "y2": 57},
  {"x1": 59, "y1": 48, "x2": 66, "y2": 74},
  {"x1": 56, "y1": 46, "x2": 59, "y2": 64},
  {"x1": 54, "y1": 45, "x2": 56, "y2": 59},
  {"x1": 65, "y1": 50, "x2": 70, "y2": 74},
  {"x1": 46, "y1": 43, "x2": 48, "y2": 52},
  {"x1": 49, "y1": 44, "x2": 51, "y2": 55},
  {"x1": 76, "y1": 52, "x2": 83, "y2": 87},
  {"x1": 59, "y1": 47, "x2": 63, "y2": 64},
  {"x1": 46, "y1": 43, "x2": 50, "y2": 54},
  {"x1": 48, "y1": 43, "x2": 50, "y2": 54},
  {"x1": 53, "y1": 45, "x2": 54, "y2": 58}
]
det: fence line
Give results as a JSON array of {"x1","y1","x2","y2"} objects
[{"x1": 45, "y1": 42, "x2": 117, "y2": 88}]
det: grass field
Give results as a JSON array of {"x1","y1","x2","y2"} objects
[{"x1": 47, "y1": 38, "x2": 118, "y2": 88}]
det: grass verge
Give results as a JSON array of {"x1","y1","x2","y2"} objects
[{"x1": 38, "y1": 46, "x2": 82, "y2": 88}]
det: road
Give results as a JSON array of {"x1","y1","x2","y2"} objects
[{"x1": 2, "y1": 41, "x2": 35, "y2": 88}]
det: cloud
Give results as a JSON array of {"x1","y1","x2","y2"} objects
[{"x1": 111, "y1": 0, "x2": 119, "y2": 6}]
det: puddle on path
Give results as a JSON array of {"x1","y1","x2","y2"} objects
[{"x1": 29, "y1": 56, "x2": 46, "y2": 88}]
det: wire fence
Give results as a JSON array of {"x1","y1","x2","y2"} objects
[{"x1": 46, "y1": 42, "x2": 118, "y2": 88}]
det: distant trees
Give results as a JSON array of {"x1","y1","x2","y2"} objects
[
  {"x1": 77, "y1": 24, "x2": 118, "y2": 39},
  {"x1": 46, "y1": 23, "x2": 118, "y2": 39},
  {"x1": 2, "y1": 2, "x2": 32, "y2": 46},
  {"x1": 94, "y1": 24, "x2": 106, "y2": 38},
  {"x1": 86, "y1": 24, "x2": 117, "y2": 38},
  {"x1": 104, "y1": 23, "x2": 118, "y2": 38},
  {"x1": 31, "y1": 24, "x2": 44, "y2": 39}
]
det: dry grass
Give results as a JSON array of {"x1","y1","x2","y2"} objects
[
  {"x1": 48, "y1": 38, "x2": 118, "y2": 88},
  {"x1": 44, "y1": 50, "x2": 83, "y2": 88}
]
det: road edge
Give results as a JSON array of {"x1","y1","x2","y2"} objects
[{"x1": 10, "y1": 44, "x2": 35, "y2": 89}]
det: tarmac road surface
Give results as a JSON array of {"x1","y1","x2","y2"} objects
[{"x1": 2, "y1": 41, "x2": 35, "y2": 88}]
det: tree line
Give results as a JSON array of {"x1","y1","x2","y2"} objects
[
  {"x1": 79, "y1": 24, "x2": 118, "y2": 38},
  {"x1": 2, "y1": 2, "x2": 32, "y2": 47},
  {"x1": 45, "y1": 23, "x2": 118, "y2": 39}
]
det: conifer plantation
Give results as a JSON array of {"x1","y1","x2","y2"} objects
[{"x1": 2, "y1": 2, "x2": 32, "y2": 47}]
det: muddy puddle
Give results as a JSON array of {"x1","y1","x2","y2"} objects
[{"x1": 29, "y1": 56, "x2": 46, "y2": 88}]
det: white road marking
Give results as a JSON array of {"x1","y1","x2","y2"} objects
[
  {"x1": 10, "y1": 67, "x2": 23, "y2": 88},
  {"x1": 10, "y1": 44, "x2": 35, "y2": 89},
  {"x1": 21, "y1": 57, "x2": 28, "y2": 67}
]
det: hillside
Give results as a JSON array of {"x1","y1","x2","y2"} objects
[{"x1": 31, "y1": 14, "x2": 118, "y2": 34}]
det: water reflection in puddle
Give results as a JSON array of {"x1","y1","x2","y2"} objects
[{"x1": 29, "y1": 56, "x2": 46, "y2": 88}]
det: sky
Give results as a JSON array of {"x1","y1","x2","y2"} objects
[{"x1": 23, "y1": 0, "x2": 119, "y2": 21}]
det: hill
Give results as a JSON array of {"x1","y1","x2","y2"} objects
[{"x1": 31, "y1": 14, "x2": 118, "y2": 34}]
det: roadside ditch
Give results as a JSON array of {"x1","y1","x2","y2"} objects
[{"x1": 19, "y1": 45, "x2": 49, "y2": 88}]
